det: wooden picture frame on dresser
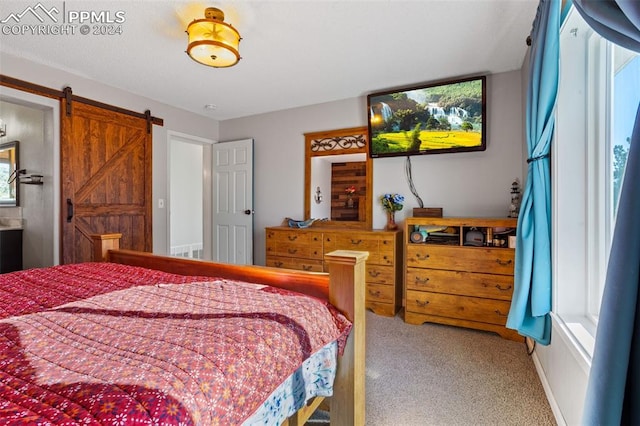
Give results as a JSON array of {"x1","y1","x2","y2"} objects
[{"x1": 403, "y1": 217, "x2": 522, "y2": 341}]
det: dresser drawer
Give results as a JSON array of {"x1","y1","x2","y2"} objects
[
  {"x1": 366, "y1": 283, "x2": 395, "y2": 304},
  {"x1": 324, "y1": 234, "x2": 396, "y2": 266},
  {"x1": 266, "y1": 229, "x2": 321, "y2": 245},
  {"x1": 265, "y1": 255, "x2": 324, "y2": 272},
  {"x1": 406, "y1": 290, "x2": 511, "y2": 325},
  {"x1": 324, "y1": 234, "x2": 379, "y2": 252},
  {"x1": 406, "y1": 267, "x2": 513, "y2": 300},
  {"x1": 406, "y1": 245, "x2": 514, "y2": 275},
  {"x1": 366, "y1": 264, "x2": 396, "y2": 285},
  {"x1": 369, "y1": 240, "x2": 395, "y2": 266},
  {"x1": 367, "y1": 252, "x2": 393, "y2": 266},
  {"x1": 266, "y1": 242, "x2": 323, "y2": 259}
]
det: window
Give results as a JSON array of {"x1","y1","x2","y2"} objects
[{"x1": 554, "y1": 7, "x2": 638, "y2": 359}]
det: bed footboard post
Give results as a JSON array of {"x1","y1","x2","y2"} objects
[
  {"x1": 325, "y1": 250, "x2": 368, "y2": 426},
  {"x1": 90, "y1": 233, "x2": 122, "y2": 262}
]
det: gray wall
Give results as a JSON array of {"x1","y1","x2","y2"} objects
[
  {"x1": 0, "y1": 52, "x2": 220, "y2": 259},
  {"x1": 220, "y1": 70, "x2": 525, "y2": 266}
]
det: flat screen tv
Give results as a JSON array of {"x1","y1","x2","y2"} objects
[{"x1": 367, "y1": 75, "x2": 486, "y2": 158}]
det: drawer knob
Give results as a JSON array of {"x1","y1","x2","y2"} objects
[
  {"x1": 275, "y1": 261, "x2": 283, "y2": 267},
  {"x1": 496, "y1": 259, "x2": 513, "y2": 266},
  {"x1": 495, "y1": 284, "x2": 512, "y2": 291},
  {"x1": 287, "y1": 235, "x2": 298, "y2": 241},
  {"x1": 416, "y1": 299, "x2": 430, "y2": 307},
  {"x1": 288, "y1": 248, "x2": 298, "y2": 254},
  {"x1": 369, "y1": 290, "x2": 381, "y2": 297},
  {"x1": 350, "y1": 239, "x2": 363, "y2": 245},
  {"x1": 416, "y1": 253, "x2": 430, "y2": 260},
  {"x1": 368, "y1": 270, "x2": 381, "y2": 277},
  {"x1": 415, "y1": 276, "x2": 430, "y2": 284},
  {"x1": 303, "y1": 265, "x2": 312, "y2": 271},
  {"x1": 494, "y1": 309, "x2": 508, "y2": 317}
]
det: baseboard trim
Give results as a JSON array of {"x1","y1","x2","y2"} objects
[{"x1": 531, "y1": 350, "x2": 566, "y2": 426}]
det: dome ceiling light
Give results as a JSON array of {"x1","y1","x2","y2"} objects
[{"x1": 186, "y1": 7, "x2": 241, "y2": 68}]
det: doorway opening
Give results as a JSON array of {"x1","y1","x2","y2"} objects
[{"x1": 168, "y1": 131, "x2": 213, "y2": 260}]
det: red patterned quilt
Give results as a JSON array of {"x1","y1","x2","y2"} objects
[{"x1": 0, "y1": 263, "x2": 351, "y2": 425}]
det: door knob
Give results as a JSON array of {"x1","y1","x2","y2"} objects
[{"x1": 244, "y1": 209, "x2": 254, "y2": 215}]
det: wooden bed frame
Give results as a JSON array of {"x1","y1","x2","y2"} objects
[{"x1": 91, "y1": 234, "x2": 367, "y2": 426}]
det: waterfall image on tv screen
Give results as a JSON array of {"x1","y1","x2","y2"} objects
[{"x1": 367, "y1": 75, "x2": 486, "y2": 158}]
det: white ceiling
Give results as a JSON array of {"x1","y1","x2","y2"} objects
[{"x1": 0, "y1": 1, "x2": 539, "y2": 121}]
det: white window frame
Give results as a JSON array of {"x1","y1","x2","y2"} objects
[
  {"x1": 585, "y1": 33, "x2": 609, "y2": 325},
  {"x1": 554, "y1": 6, "x2": 635, "y2": 362},
  {"x1": 554, "y1": 7, "x2": 603, "y2": 360}
]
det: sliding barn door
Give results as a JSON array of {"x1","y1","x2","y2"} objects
[{"x1": 61, "y1": 101, "x2": 152, "y2": 264}]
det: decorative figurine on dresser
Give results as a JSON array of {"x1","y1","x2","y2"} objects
[
  {"x1": 404, "y1": 216, "x2": 521, "y2": 341},
  {"x1": 509, "y1": 179, "x2": 521, "y2": 218},
  {"x1": 265, "y1": 127, "x2": 403, "y2": 317}
]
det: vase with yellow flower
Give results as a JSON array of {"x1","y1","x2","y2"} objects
[{"x1": 380, "y1": 193, "x2": 404, "y2": 230}]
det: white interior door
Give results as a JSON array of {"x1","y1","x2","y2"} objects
[{"x1": 212, "y1": 138, "x2": 254, "y2": 264}]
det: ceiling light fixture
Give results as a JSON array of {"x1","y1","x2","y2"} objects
[{"x1": 186, "y1": 7, "x2": 241, "y2": 68}]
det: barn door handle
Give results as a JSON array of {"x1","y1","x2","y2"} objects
[{"x1": 66, "y1": 199, "x2": 74, "y2": 222}]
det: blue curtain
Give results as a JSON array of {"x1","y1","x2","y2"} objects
[
  {"x1": 505, "y1": 0, "x2": 560, "y2": 345},
  {"x1": 573, "y1": 1, "x2": 640, "y2": 424}
]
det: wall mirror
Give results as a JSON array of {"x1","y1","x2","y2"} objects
[
  {"x1": 304, "y1": 127, "x2": 372, "y2": 229},
  {"x1": 0, "y1": 141, "x2": 19, "y2": 207}
]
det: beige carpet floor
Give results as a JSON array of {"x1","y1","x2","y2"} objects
[{"x1": 360, "y1": 311, "x2": 557, "y2": 426}]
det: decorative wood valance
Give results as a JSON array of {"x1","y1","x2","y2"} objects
[{"x1": 310, "y1": 133, "x2": 367, "y2": 153}]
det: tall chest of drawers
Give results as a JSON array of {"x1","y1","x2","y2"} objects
[
  {"x1": 266, "y1": 226, "x2": 402, "y2": 316},
  {"x1": 404, "y1": 217, "x2": 521, "y2": 341}
]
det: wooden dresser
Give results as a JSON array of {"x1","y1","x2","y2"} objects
[
  {"x1": 403, "y1": 217, "x2": 521, "y2": 341},
  {"x1": 266, "y1": 226, "x2": 402, "y2": 316}
]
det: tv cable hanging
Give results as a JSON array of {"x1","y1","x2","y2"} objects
[{"x1": 405, "y1": 156, "x2": 424, "y2": 208}]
